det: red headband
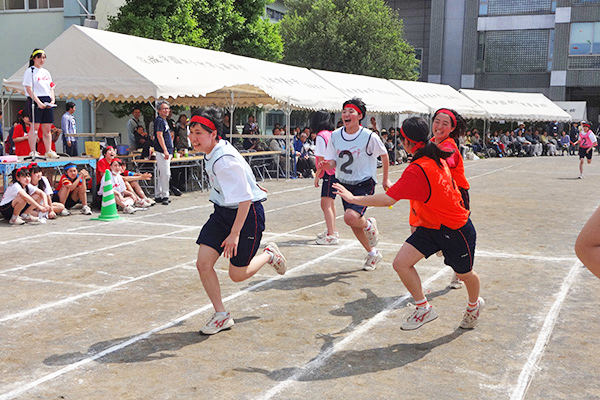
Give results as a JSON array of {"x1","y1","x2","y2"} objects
[
  {"x1": 344, "y1": 104, "x2": 363, "y2": 116},
  {"x1": 27, "y1": 162, "x2": 38, "y2": 169},
  {"x1": 400, "y1": 127, "x2": 426, "y2": 152},
  {"x1": 582, "y1": 122, "x2": 591, "y2": 128},
  {"x1": 191, "y1": 115, "x2": 216, "y2": 131},
  {"x1": 435, "y1": 109, "x2": 456, "y2": 127},
  {"x1": 16, "y1": 166, "x2": 28, "y2": 174}
]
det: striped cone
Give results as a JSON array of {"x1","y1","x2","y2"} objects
[{"x1": 91, "y1": 170, "x2": 120, "y2": 221}]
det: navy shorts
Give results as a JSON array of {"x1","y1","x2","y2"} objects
[
  {"x1": 321, "y1": 172, "x2": 337, "y2": 199},
  {"x1": 406, "y1": 219, "x2": 476, "y2": 274},
  {"x1": 197, "y1": 202, "x2": 265, "y2": 267},
  {"x1": 579, "y1": 147, "x2": 593, "y2": 160},
  {"x1": 0, "y1": 201, "x2": 31, "y2": 220},
  {"x1": 340, "y1": 178, "x2": 375, "y2": 216},
  {"x1": 52, "y1": 192, "x2": 79, "y2": 209},
  {"x1": 27, "y1": 96, "x2": 55, "y2": 124}
]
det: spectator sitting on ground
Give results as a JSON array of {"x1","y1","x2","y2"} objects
[
  {"x1": 97, "y1": 158, "x2": 138, "y2": 214},
  {"x1": 559, "y1": 131, "x2": 571, "y2": 155},
  {"x1": 28, "y1": 162, "x2": 66, "y2": 218},
  {"x1": 0, "y1": 167, "x2": 49, "y2": 225},
  {"x1": 53, "y1": 163, "x2": 92, "y2": 215}
]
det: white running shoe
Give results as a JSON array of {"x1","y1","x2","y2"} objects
[
  {"x1": 59, "y1": 209, "x2": 71, "y2": 216},
  {"x1": 9, "y1": 215, "x2": 25, "y2": 225},
  {"x1": 449, "y1": 273, "x2": 463, "y2": 289},
  {"x1": 28, "y1": 151, "x2": 41, "y2": 158},
  {"x1": 145, "y1": 198, "x2": 156, "y2": 206},
  {"x1": 264, "y1": 242, "x2": 287, "y2": 275},
  {"x1": 363, "y1": 251, "x2": 383, "y2": 271},
  {"x1": 200, "y1": 312, "x2": 235, "y2": 335},
  {"x1": 460, "y1": 297, "x2": 485, "y2": 329},
  {"x1": 21, "y1": 214, "x2": 39, "y2": 223},
  {"x1": 142, "y1": 199, "x2": 153, "y2": 207},
  {"x1": 364, "y1": 217, "x2": 379, "y2": 247},
  {"x1": 316, "y1": 234, "x2": 339, "y2": 245},
  {"x1": 45, "y1": 150, "x2": 60, "y2": 159},
  {"x1": 401, "y1": 304, "x2": 438, "y2": 330},
  {"x1": 81, "y1": 205, "x2": 92, "y2": 215},
  {"x1": 317, "y1": 229, "x2": 338, "y2": 239},
  {"x1": 123, "y1": 205, "x2": 136, "y2": 214}
]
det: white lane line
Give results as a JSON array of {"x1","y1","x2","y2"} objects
[
  {"x1": 475, "y1": 250, "x2": 576, "y2": 263},
  {"x1": 0, "y1": 243, "x2": 358, "y2": 400},
  {"x1": 54, "y1": 232, "x2": 154, "y2": 239},
  {"x1": 509, "y1": 261, "x2": 582, "y2": 400},
  {"x1": 467, "y1": 159, "x2": 532, "y2": 180},
  {"x1": 0, "y1": 227, "x2": 197, "y2": 275},
  {"x1": 0, "y1": 261, "x2": 195, "y2": 324},
  {"x1": 0, "y1": 274, "x2": 103, "y2": 290},
  {"x1": 255, "y1": 266, "x2": 451, "y2": 400}
]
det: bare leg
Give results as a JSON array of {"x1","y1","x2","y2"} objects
[
  {"x1": 457, "y1": 271, "x2": 481, "y2": 303},
  {"x1": 344, "y1": 209, "x2": 371, "y2": 252},
  {"x1": 42, "y1": 123, "x2": 52, "y2": 154},
  {"x1": 228, "y1": 251, "x2": 271, "y2": 282},
  {"x1": 130, "y1": 181, "x2": 146, "y2": 199},
  {"x1": 29, "y1": 123, "x2": 40, "y2": 154},
  {"x1": 321, "y1": 197, "x2": 336, "y2": 235},
  {"x1": 196, "y1": 245, "x2": 225, "y2": 312},
  {"x1": 392, "y1": 242, "x2": 426, "y2": 301},
  {"x1": 12, "y1": 196, "x2": 27, "y2": 217}
]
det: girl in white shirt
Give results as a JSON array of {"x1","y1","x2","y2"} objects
[
  {"x1": 22, "y1": 48, "x2": 58, "y2": 158},
  {"x1": 0, "y1": 167, "x2": 49, "y2": 225},
  {"x1": 28, "y1": 162, "x2": 65, "y2": 218},
  {"x1": 188, "y1": 108, "x2": 287, "y2": 335}
]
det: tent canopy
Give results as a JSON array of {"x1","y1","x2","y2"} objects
[
  {"x1": 2, "y1": 25, "x2": 347, "y2": 111},
  {"x1": 311, "y1": 69, "x2": 430, "y2": 115},
  {"x1": 459, "y1": 89, "x2": 572, "y2": 123},
  {"x1": 390, "y1": 80, "x2": 487, "y2": 120}
]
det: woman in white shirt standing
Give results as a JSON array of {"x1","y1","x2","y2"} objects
[{"x1": 22, "y1": 48, "x2": 59, "y2": 159}]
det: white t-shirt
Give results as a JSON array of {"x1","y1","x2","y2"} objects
[
  {"x1": 0, "y1": 182, "x2": 37, "y2": 206},
  {"x1": 97, "y1": 171, "x2": 126, "y2": 195},
  {"x1": 31, "y1": 176, "x2": 53, "y2": 196},
  {"x1": 22, "y1": 66, "x2": 54, "y2": 97},
  {"x1": 212, "y1": 154, "x2": 254, "y2": 205},
  {"x1": 314, "y1": 135, "x2": 328, "y2": 158}
]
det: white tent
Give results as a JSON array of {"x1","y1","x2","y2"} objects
[
  {"x1": 311, "y1": 69, "x2": 429, "y2": 115},
  {"x1": 459, "y1": 89, "x2": 572, "y2": 123},
  {"x1": 554, "y1": 101, "x2": 587, "y2": 122},
  {"x1": 2, "y1": 25, "x2": 347, "y2": 111},
  {"x1": 390, "y1": 80, "x2": 487, "y2": 120}
]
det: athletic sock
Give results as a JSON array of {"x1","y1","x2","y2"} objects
[
  {"x1": 415, "y1": 298, "x2": 429, "y2": 310},
  {"x1": 368, "y1": 249, "x2": 378, "y2": 257},
  {"x1": 365, "y1": 220, "x2": 372, "y2": 231},
  {"x1": 467, "y1": 299, "x2": 479, "y2": 311},
  {"x1": 215, "y1": 311, "x2": 228, "y2": 316},
  {"x1": 265, "y1": 249, "x2": 274, "y2": 263}
]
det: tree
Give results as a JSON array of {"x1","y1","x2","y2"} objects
[
  {"x1": 107, "y1": 0, "x2": 283, "y2": 61},
  {"x1": 279, "y1": 0, "x2": 419, "y2": 80}
]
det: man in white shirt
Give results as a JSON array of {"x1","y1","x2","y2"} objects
[{"x1": 61, "y1": 102, "x2": 77, "y2": 156}]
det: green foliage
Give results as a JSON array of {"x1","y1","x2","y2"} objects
[{"x1": 280, "y1": 0, "x2": 419, "y2": 80}]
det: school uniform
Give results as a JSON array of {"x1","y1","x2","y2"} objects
[
  {"x1": 387, "y1": 156, "x2": 476, "y2": 274},
  {"x1": 12, "y1": 124, "x2": 31, "y2": 156},
  {"x1": 0, "y1": 182, "x2": 37, "y2": 219},
  {"x1": 324, "y1": 126, "x2": 387, "y2": 215},
  {"x1": 314, "y1": 129, "x2": 337, "y2": 199},
  {"x1": 22, "y1": 66, "x2": 55, "y2": 124},
  {"x1": 53, "y1": 173, "x2": 84, "y2": 209},
  {"x1": 197, "y1": 140, "x2": 267, "y2": 267}
]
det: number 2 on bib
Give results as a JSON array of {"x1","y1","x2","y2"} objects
[{"x1": 339, "y1": 150, "x2": 354, "y2": 174}]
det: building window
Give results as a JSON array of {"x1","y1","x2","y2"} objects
[
  {"x1": 0, "y1": 0, "x2": 62, "y2": 10},
  {"x1": 481, "y1": 0, "x2": 553, "y2": 16},
  {"x1": 266, "y1": 7, "x2": 284, "y2": 22},
  {"x1": 414, "y1": 48, "x2": 423, "y2": 78},
  {"x1": 572, "y1": 0, "x2": 600, "y2": 4},
  {"x1": 484, "y1": 30, "x2": 550, "y2": 73},
  {"x1": 570, "y1": 22, "x2": 600, "y2": 54}
]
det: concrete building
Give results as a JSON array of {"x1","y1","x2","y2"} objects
[{"x1": 387, "y1": 0, "x2": 600, "y2": 124}]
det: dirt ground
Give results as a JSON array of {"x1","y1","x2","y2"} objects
[{"x1": 0, "y1": 155, "x2": 599, "y2": 400}]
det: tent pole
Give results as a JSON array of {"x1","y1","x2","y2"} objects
[
  {"x1": 284, "y1": 100, "x2": 292, "y2": 180},
  {"x1": 227, "y1": 91, "x2": 237, "y2": 142},
  {"x1": 91, "y1": 98, "x2": 96, "y2": 140}
]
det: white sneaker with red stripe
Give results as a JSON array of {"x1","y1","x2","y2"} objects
[
  {"x1": 460, "y1": 297, "x2": 485, "y2": 329},
  {"x1": 401, "y1": 305, "x2": 438, "y2": 330},
  {"x1": 265, "y1": 242, "x2": 287, "y2": 275},
  {"x1": 364, "y1": 217, "x2": 379, "y2": 247},
  {"x1": 200, "y1": 312, "x2": 235, "y2": 335}
]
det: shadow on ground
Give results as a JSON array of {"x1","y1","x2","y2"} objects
[{"x1": 43, "y1": 317, "x2": 259, "y2": 365}]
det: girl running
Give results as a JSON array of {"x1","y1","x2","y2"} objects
[
  {"x1": 333, "y1": 117, "x2": 483, "y2": 330},
  {"x1": 0, "y1": 167, "x2": 49, "y2": 225},
  {"x1": 574, "y1": 121, "x2": 597, "y2": 179},
  {"x1": 189, "y1": 108, "x2": 287, "y2": 335},
  {"x1": 321, "y1": 98, "x2": 391, "y2": 271},
  {"x1": 431, "y1": 108, "x2": 470, "y2": 289},
  {"x1": 312, "y1": 110, "x2": 339, "y2": 245}
]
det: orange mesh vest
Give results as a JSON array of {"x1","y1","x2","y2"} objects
[
  {"x1": 409, "y1": 157, "x2": 470, "y2": 230},
  {"x1": 435, "y1": 137, "x2": 470, "y2": 190}
]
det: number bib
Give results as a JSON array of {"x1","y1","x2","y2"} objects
[{"x1": 330, "y1": 127, "x2": 379, "y2": 185}]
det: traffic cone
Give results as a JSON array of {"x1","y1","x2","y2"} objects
[{"x1": 91, "y1": 170, "x2": 121, "y2": 221}]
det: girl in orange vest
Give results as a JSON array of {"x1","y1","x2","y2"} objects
[
  {"x1": 431, "y1": 108, "x2": 470, "y2": 290},
  {"x1": 333, "y1": 117, "x2": 483, "y2": 330}
]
